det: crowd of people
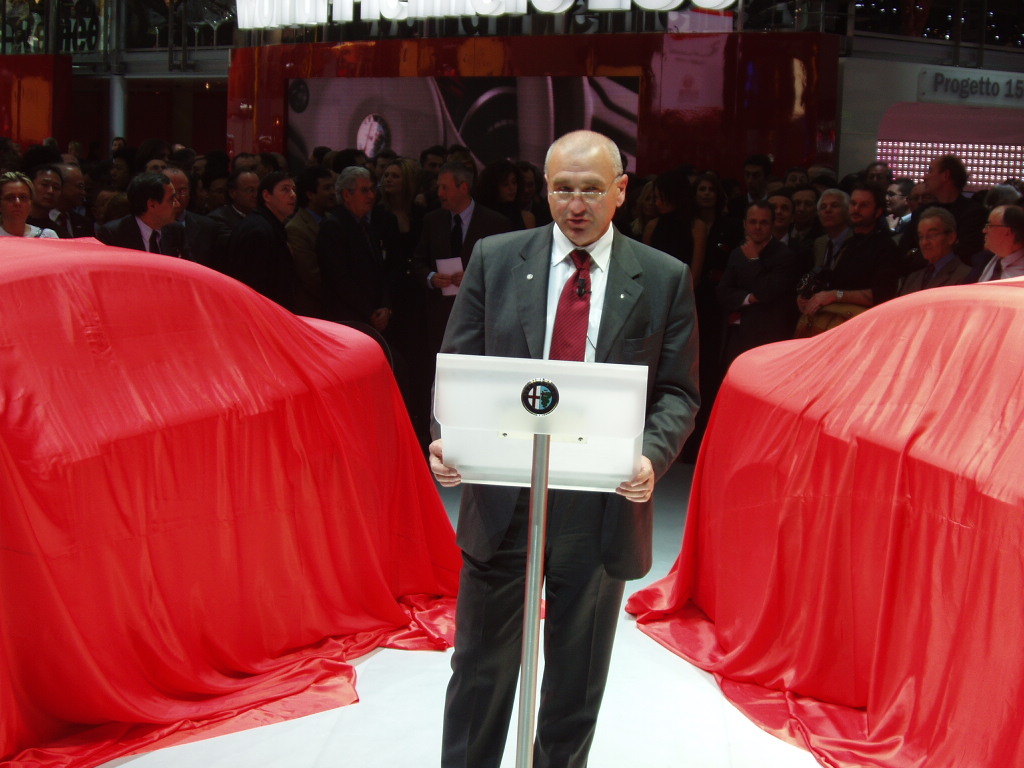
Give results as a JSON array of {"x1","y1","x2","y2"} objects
[{"x1": 1, "y1": 136, "x2": 1022, "y2": 455}]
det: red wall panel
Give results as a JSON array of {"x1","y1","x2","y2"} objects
[{"x1": 0, "y1": 55, "x2": 72, "y2": 148}]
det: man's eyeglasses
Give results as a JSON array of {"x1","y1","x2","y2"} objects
[
  {"x1": 2, "y1": 193, "x2": 30, "y2": 203},
  {"x1": 984, "y1": 223, "x2": 1011, "y2": 230},
  {"x1": 885, "y1": 191, "x2": 905, "y2": 197},
  {"x1": 548, "y1": 177, "x2": 622, "y2": 204}
]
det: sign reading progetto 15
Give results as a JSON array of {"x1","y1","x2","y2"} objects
[
  {"x1": 919, "y1": 69, "x2": 1024, "y2": 109},
  {"x1": 237, "y1": 0, "x2": 734, "y2": 27}
]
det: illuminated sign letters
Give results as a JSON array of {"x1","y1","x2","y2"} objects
[{"x1": 238, "y1": 0, "x2": 734, "y2": 27}]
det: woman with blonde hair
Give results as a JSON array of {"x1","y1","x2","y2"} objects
[
  {"x1": 630, "y1": 177, "x2": 658, "y2": 240},
  {"x1": 378, "y1": 157, "x2": 424, "y2": 247},
  {"x1": 0, "y1": 171, "x2": 59, "y2": 238}
]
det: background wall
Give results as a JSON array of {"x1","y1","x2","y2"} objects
[
  {"x1": 0, "y1": 55, "x2": 71, "y2": 148},
  {"x1": 229, "y1": 33, "x2": 840, "y2": 179}
]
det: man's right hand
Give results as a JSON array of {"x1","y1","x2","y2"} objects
[
  {"x1": 431, "y1": 273, "x2": 453, "y2": 289},
  {"x1": 429, "y1": 439, "x2": 462, "y2": 487}
]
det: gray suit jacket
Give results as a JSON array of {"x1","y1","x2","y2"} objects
[
  {"x1": 898, "y1": 256, "x2": 973, "y2": 295},
  {"x1": 439, "y1": 224, "x2": 700, "y2": 580}
]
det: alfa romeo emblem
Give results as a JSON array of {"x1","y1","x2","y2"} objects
[{"x1": 521, "y1": 379, "x2": 559, "y2": 415}]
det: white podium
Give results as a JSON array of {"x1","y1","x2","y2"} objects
[{"x1": 434, "y1": 353, "x2": 648, "y2": 768}]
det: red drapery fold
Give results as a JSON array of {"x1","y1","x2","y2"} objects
[
  {"x1": 628, "y1": 280, "x2": 1024, "y2": 768},
  {"x1": 0, "y1": 240, "x2": 461, "y2": 766}
]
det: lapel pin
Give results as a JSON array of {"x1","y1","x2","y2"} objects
[{"x1": 527, "y1": 273, "x2": 534, "y2": 279}]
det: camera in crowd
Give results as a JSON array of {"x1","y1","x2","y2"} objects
[{"x1": 797, "y1": 270, "x2": 832, "y2": 300}]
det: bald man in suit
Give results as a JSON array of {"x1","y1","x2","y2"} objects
[{"x1": 430, "y1": 131, "x2": 699, "y2": 768}]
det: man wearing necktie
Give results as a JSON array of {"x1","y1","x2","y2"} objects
[
  {"x1": 977, "y1": 205, "x2": 1024, "y2": 282},
  {"x1": 429, "y1": 131, "x2": 699, "y2": 768},
  {"x1": 51, "y1": 164, "x2": 93, "y2": 238},
  {"x1": 412, "y1": 162, "x2": 510, "y2": 343},
  {"x1": 898, "y1": 208, "x2": 972, "y2": 294},
  {"x1": 408, "y1": 163, "x2": 511, "y2": 448},
  {"x1": 97, "y1": 172, "x2": 181, "y2": 255}
]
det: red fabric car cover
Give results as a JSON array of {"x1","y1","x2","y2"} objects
[
  {"x1": 629, "y1": 279, "x2": 1024, "y2": 768},
  {"x1": 0, "y1": 240, "x2": 461, "y2": 766}
]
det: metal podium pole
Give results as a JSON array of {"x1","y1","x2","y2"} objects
[{"x1": 514, "y1": 432, "x2": 551, "y2": 768}]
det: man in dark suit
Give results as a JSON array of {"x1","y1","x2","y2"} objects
[
  {"x1": 207, "y1": 168, "x2": 259, "y2": 235},
  {"x1": 429, "y1": 131, "x2": 700, "y2": 768},
  {"x1": 317, "y1": 166, "x2": 399, "y2": 332},
  {"x1": 224, "y1": 171, "x2": 298, "y2": 310},
  {"x1": 50, "y1": 163, "x2": 94, "y2": 238},
  {"x1": 412, "y1": 162, "x2": 511, "y2": 350},
  {"x1": 409, "y1": 162, "x2": 510, "y2": 447},
  {"x1": 162, "y1": 166, "x2": 228, "y2": 268},
  {"x1": 25, "y1": 165, "x2": 64, "y2": 234},
  {"x1": 97, "y1": 172, "x2": 183, "y2": 255},
  {"x1": 718, "y1": 200, "x2": 800, "y2": 370}
]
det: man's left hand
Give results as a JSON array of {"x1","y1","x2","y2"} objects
[
  {"x1": 802, "y1": 290, "x2": 835, "y2": 316},
  {"x1": 616, "y1": 455, "x2": 655, "y2": 503}
]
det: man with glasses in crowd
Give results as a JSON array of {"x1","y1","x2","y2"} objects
[
  {"x1": 429, "y1": 130, "x2": 699, "y2": 768},
  {"x1": 977, "y1": 205, "x2": 1024, "y2": 282},
  {"x1": 898, "y1": 207, "x2": 972, "y2": 294}
]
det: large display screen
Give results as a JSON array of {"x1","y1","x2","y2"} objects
[{"x1": 287, "y1": 75, "x2": 640, "y2": 171}]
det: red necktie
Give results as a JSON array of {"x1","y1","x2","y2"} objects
[{"x1": 549, "y1": 249, "x2": 591, "y2": 361}]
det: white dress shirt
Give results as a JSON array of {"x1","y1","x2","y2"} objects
[{"x1": 979, "y1": 247, "x2": 1024, "y2": 282}]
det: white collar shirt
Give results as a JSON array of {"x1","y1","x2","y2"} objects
[
  {"x1": 980, "y1": 247, "x2": 1024, "y2": 282},
  {"x1": 135, "y1": 217, "x2": 160, "y2": 252},
  {"x1": 453, "y1": 199, "x2": 475, "y2": 240}
]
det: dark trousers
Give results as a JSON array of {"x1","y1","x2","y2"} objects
[{"x1": 441, "y1": 489, "x2": 626, "y2": 768}]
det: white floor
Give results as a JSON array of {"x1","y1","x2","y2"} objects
[{"x1": 103, "y1": 465, "x2": 821, "y2": 768}]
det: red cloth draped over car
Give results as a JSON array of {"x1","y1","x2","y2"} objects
[
  {"x1": 628, "y1": 279, "x2": 1024, "y2": 768},
  {"x1": 0, "y1": 239, "x2": 461, "y2": 766}
]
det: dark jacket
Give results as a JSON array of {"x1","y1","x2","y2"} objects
[{"x1": 224, "y1": 206, "x2": 297, "y2": 310}]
